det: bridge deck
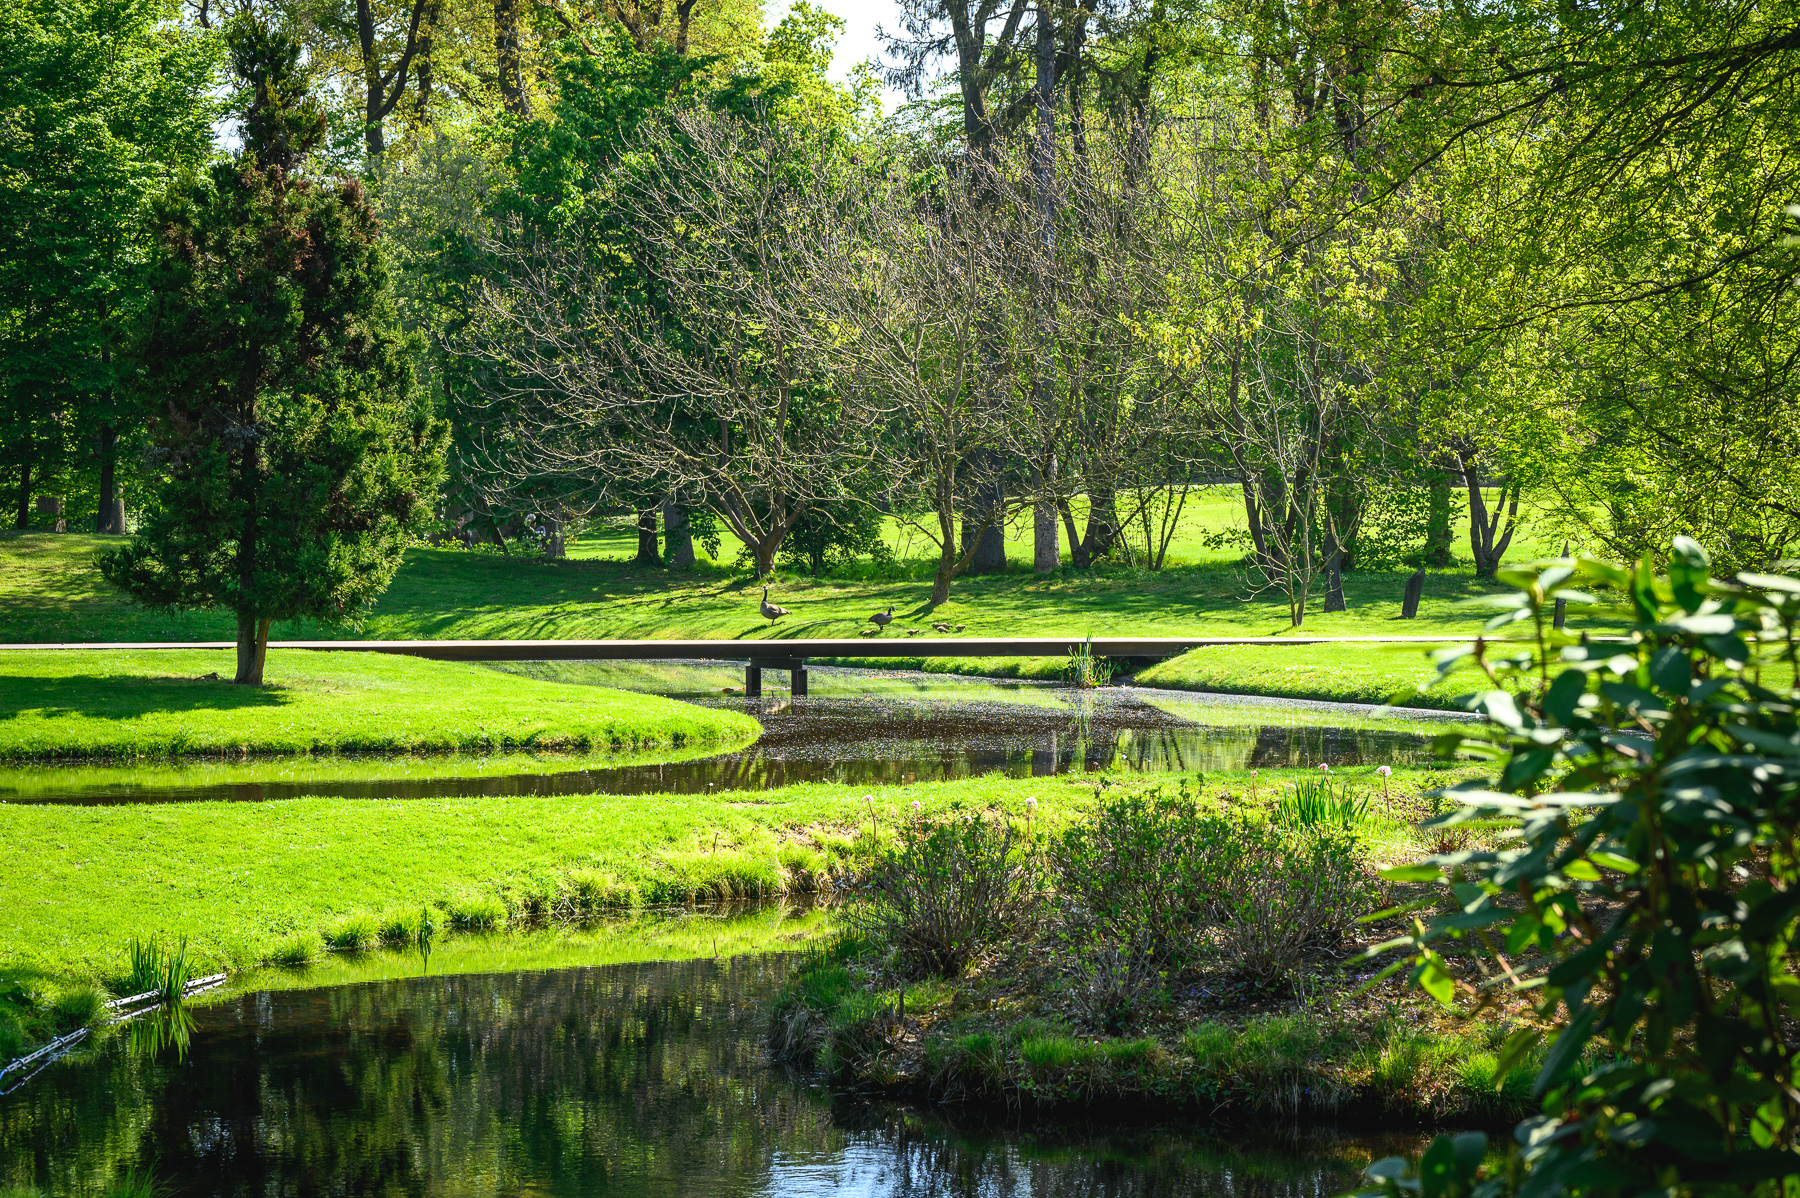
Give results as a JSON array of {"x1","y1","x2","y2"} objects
[{"x1": 5, "y1": 635, "x2": 1471, "y2": 661}]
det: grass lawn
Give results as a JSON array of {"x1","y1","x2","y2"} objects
[
  {"x1": 0, "y1": 649, "x2": 760, "y2": 759},
  {"x1": 1, "y1": 526, "x2": 1594, "y2": 648},
  {"x1": 0, "y1": 765, "x2": 1464, "y2": 996},
  {"x1": 1137, "y1": 642, "x2": 1463, "y2": 709}
]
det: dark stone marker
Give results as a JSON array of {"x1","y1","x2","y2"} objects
[{"x1": 1400, "y1": 566, "x2": 1426, "y2": 619}]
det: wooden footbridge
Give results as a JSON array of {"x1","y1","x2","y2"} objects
[{"x1": 12, "y1": 635, "x2": 1474, "y2": 698}]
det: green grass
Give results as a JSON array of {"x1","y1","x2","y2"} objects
[
  {"x1": 0, "y1": 649, "x2": 760, "y2": 759},
  {"x1": 0, "y1": 768, "x2": 1462, "y2": 995},
  {"x1": 1136, "y1": 642, "x2": 1465, "y2": 709},
  {"x1": 0, "y1": 511, "x2": 1589, "y2": 648}
]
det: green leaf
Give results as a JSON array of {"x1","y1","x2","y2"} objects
[
  {"x1": 1414, "y1": 950, "x2": 1456, "y2": 1007},
  {"x1": 1668, "y1": 536, "x2": 1710, "y2": 613},
  {"x1": 1382, "y1": 863, "x2": 1446, "y2": 883}
]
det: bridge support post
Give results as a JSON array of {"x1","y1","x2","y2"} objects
[
  {"x1": 791, "y1": 664, "x2": 808, "y2": 697},
  {"x1": 745, "y1": 664, "x2": 761, "y2": 698}
]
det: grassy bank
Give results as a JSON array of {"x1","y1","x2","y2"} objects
[
  {"x1": 761, "y1": 768, "x2": 1520, "y2": 1125},
  {"x1": 0, "y1": 649, "x2": 759, "y2": 759},
  {"x1": 1135, "y1": 642, "x2": 1459, "y2": 709},
  {"x1": 0, "y1": 767, "x2": 1462, "y2": 1003}
]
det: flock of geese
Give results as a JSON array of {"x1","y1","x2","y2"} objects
[{"x1": 759, "y1": 587, "x2": 963, "y2": 637}]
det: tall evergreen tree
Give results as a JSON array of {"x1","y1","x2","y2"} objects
[{"x1": 101, "y1": 14, "x2": 446, "y2": 684}]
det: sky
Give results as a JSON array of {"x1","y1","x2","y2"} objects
[{"x1": 776, "y1": 0, "x2": 914, "y2": 111}]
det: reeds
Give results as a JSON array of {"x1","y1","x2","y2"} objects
[
  {"x1": 124, "y1": 935, "x2": 192, "y2": 1006},
  {"x1": 1271, "y1": 776, "x2": 1370, "y2": 829}
]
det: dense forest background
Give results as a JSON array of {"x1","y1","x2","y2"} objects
[{"x1": 5, "y1": 0, "x2": 1797, "y2": 611}]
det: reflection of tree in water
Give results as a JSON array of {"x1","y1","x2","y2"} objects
[{"x1": 4, "y1": 955, "x2": 1409, "y2": 1198}]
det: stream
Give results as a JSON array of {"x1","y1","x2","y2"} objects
[
  {"x1": 1, "y1": 941, "x2": 1422, "y2": 1197},
  {"x1": 1, "y1": 666, "x2": 1459, "y2": 1194}
]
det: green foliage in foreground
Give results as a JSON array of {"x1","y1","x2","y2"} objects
[
  {"x1": 0, "y1": 649, "x2": 758, "y2": 758},
  {"x1": 1367, "y1": 541, "x2": 1800, "y2": 1196}
]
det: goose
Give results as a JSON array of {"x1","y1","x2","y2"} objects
[
  {"x1": 858, "y1": 627, "x2": 882, "y2": 637},
  {"x1": 954, "y1": 624, "x2": 966, "y2": 633},
  {"x1": 931, "y1": 622, "x2": 951, "y2": 633},
  {"x1": 759, "y1": 586, "x2": 790, "y2": 623},
  {"x1": 905, "y1": 627, "x2": 921, "y2": 636},
  {"x1": 869, "y1": 605, "x2": 896, "y2": 630}
]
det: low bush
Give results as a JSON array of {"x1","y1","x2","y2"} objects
[
  {"x1": 1048, "y1": 787, "x2": 1229, "y2": 971},
  {"x1": 851, "y1": 808, "x2": 1042, "y2": 979},
  {"x1": 48, "y1": 986, "x2": 107, "y2": 1035},
  {"x1": 1213, "y1": 824, "x2": 1375, "y2": 990},
  {"x1": 556, "y1": 870, "x2": 638, "y2": 919}
]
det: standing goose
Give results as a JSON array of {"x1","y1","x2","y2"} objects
[
  {"x1": 868, "y1": 605, "x2": 895, "y2": 631},
  {"x1": 760, "y1": 586, "x2": 791, "y2": 623}
]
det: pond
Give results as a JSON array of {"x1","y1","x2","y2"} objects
[
  {"x1": 0, "y1": 941, "x2": 1422, "y2": 1197},
  {"x1": 0, "y1": 664, "x2": 1470, "y2": 805}
]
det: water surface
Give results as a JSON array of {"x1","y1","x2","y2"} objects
[
  {"x1": 0, "y1": 667, "x2": 1466, "y2": 805},
  {"x1": 0, "y1": 952, "x2": 1421, "y2": 1197}
]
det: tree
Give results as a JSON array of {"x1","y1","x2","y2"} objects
[
  {"x1": 101, "y1": 16, "x2": 446, "y2": 684},
  {"x1": 0, "y1": 0, "x2": 218, "y2": 533},
  {"x1": 461, "y1": 109, "x2": 875, "y2": 577}
]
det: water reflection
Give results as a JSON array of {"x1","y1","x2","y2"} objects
[
  {"x1": 2, "y1": 680, "x2": 1459, "y2": 806},
  {"x1": 0, "y1": 955, "x2": 1418, "y2": 1197}
]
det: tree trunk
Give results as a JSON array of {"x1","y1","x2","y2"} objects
[
  {"x1": 635, "y1": 507, "x2": 659, "y2": 565},
  {"x1": 541, "y1": 512, "x2": 565, "y2": 559},
  {"x1": 1033, "y1": 500, "x2": 1060, "y2": 572},
  {"x1": 1081, "y1": 483, "x2": 1123, "y2": 564},
  {"x1": 13, "y1": 460, "x2": 30, "y2": 529},
  {"x1": 95, "y1": 423, "x2": 125, "y2": 533},
  {"x1": 1057, "y1": 496, "x2": 1090, "y2": 568},
  {"x1": 662, "y1": 498, "x2": 695, "y2": 568},
  {"x1": 1423, "y1": 470, "x2": 1453, "y2": 566},
  {"x1": 1323, "y1": 552, "x2": 1347, "y2": 612},
  {"x1": 235, "y1": 614, "x2": 269, "y2": 685},
  {"x1": 754, "y1": 537, "x2": 778, "y2": 579},
  {"x1": 960, "y1": 455, "x2": 1007, "y2": 574},
  {"x1": 494, "y1": 0, "x2": 528, "y2": 116},
  {"x1": 1460, "y1": 457, "x2": 1518, "y2": 578}
]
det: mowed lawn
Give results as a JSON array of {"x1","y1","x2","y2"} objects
[
  {"x1": 0, "y1": 498, "x2": 1584, "y2": 647},
  {"x1": 0, "y1": 649, "x2": 760, "y2": 758},
  {"x1": 0, "y1": 765, "x2": 1463, "y2": 992}
]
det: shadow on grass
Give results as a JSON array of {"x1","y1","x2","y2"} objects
[{"x1": 0, "y1": 675, "x2": 290, "y2": 722}]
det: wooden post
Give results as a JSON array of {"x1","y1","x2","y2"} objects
[
  {"x1": 792, "y1": 664, "x2": 808, "y2": 697},
  {"x1": 745, "y1": 664, "x2": 762, "y2": 698},
  {"x1": 1400, "y1": 566, "x2": 1426, "y2": 619}
]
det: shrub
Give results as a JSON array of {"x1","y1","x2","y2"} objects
[
  {"x1": 852, "y1": 809, "x2": 1042, "y2": 979},
  {"x1": 1048, "y1": 787, "x2": 1231, "y2": 970},
  {"x1": 322, "y1": 912, "x2": 378, "y2": 951},
  {"x1": 1212, "y1": 823, "x2": 1375, "y2": 990},
  {"x1": 1366, "y1": 540, "x2": 1800, "y2": 1196}
]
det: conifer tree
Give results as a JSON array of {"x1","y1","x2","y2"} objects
[{"x1": 102, "y1": 15, "x2": 446, "y2": 685}]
